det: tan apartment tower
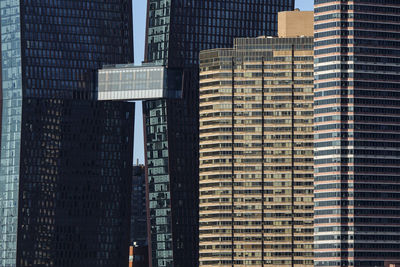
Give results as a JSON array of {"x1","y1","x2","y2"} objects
[{"x1": 199, "y1": 11, "x2": 314, "y2": 267}]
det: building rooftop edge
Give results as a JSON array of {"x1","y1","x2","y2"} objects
[
  {"x1": 199, "y1": 36, "x2": 314, "y2": 55},
  {"x1": 101, "y1": 63, "x2": 165, "y2": 70}
]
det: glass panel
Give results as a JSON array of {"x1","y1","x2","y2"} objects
[
  {"x1": 97, "y1": 66, "x2": 183, "y2": 101},
  {"x1": 0, "y1": 1, "x2": 23, "y2": 266}
]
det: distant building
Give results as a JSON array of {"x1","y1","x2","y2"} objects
[
  {"x1": 128, "y1": 165, "x2": 148, "y2": 267},
  {"x1": 131, "y1": 165, "x2": 148, "y2": 247},
  {"x1": 199, "y1": 10, "x2": 314, "y2": 266},
  {"x1": 278, "y1": 10, "x2": 314, "y2": 38},
  {"x1": 314, "y1": 1, "x2": 400, "y2": 266}
]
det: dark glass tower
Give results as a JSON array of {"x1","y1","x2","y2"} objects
[
  {"x1": 314, "y1": 1, "x2": 400, "y2": 266},
  {"x1": 142, "y1": 1, "x2": 294, "y2": 266},
  {"x1": 131, "y1": 165, "x2": 148, "y2": 247},
  {"x1": 0, "y1": 1, "x2": 134, "y2": 267},
  {"x1": 130, "y1": 165, "x2": 149, "y2": 267}
]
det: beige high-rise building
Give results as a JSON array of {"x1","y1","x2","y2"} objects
[
  {"x1": 278, "y1": 10, "x2": 314, "y2": 38},
  {"x1": 199, "y1": 11, "x2": 314, "y2": 267}
]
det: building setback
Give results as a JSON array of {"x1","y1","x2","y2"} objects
[
  {"x1": 142, "y1": 1, "x2": 295, "y2": 266},
  {"x1": 199, "y1": 11, "x2": 314, "y2": 266},
  {"x1": 314, "y1": 1, "x2": 400, "y2": 266},
  {"x1": 0, "y1": 1, "x2": 134, "y2": 266}
]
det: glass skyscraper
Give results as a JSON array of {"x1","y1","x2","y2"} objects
[
  {"x1": 143, "y1": 1, "x2": 294, "y2": 266},
  {"x1": 314, "y1": 1, "x2": 400, "y2": 266},
  {"x1": 0, "y1": 1, "x2": 134, "y2": 266}
]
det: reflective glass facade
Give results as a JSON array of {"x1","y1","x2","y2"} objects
[
  {"x1": 0, "y1": 2, "x2": 23, "y2": 265},
  {"x1": 0, "y1": 1, "x2": 134, "y2": 266},
  {"x1": 144, "y1": 99, "x2": 173, "y2": 267},
  {"x1": 314, "y1": 1, "x2": 400, "y2": 266},
  {"x1": 199, "y1": 35, "x2": 314, "y2": 266},
  {"x1": 98, "y1": 66, "x2": 168, "y2": 100},
  {"x1": 18, "y1": 99, "x2": 134, "y2": 267},
  {"x1": 143, "y1": 1, "x2": 294, "y2": 266}
]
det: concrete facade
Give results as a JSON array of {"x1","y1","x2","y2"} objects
[
  {"x1": 278, "y1": 10, "x2": 314, "y2": 38},
  {"x1": 199, "y1": 11, "x2": 314, "y2": 266}
]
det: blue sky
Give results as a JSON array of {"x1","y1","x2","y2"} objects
[{"x1": 132, "y1": 0, "x2": 314, "y2": 163}]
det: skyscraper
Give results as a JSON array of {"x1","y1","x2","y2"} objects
[
  {"x1": 314, "y1": 1, "x2": 400, "y2": 266},
  {"x1": 199, "y1": 10, "x2": 314, "y2": 266},
  {"x1": 0, "y1": 1, "x2": 134, "y2": 266},
  {"x1": 145, "y1": 2, "x2": 295, "y2": 266},
  {"x1": 97, "y1": 1, "x2": 295, "y2": 266}
]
